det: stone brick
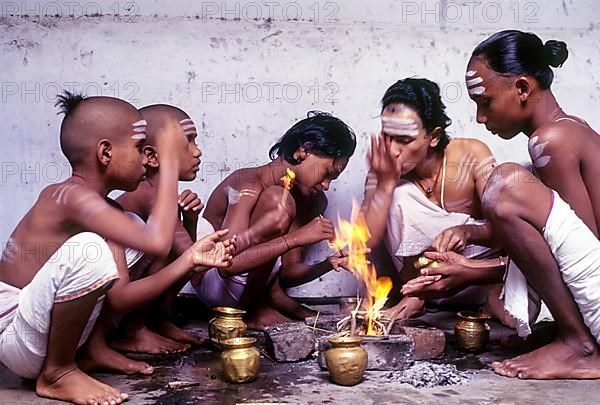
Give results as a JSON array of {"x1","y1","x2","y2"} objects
[
  {"x1": 304, "y1": 314, "x2": 341, "y2": 333},
  {"x1": 389, "y1": 321, "x2": 446, "y2": 360},
  {"x1": 264, "y1": 323, "x2": 316, "y2": 362}
]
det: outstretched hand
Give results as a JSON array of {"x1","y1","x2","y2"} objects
[
  {"x1": 189, "y1": 229, "x2": 237, "y2": 269},
  {"x1": 401, "y1": 251, "x2": 473, "y2": 300},
  {"x1": 367, "y1": 134, "x2": 402, "y2": 185}
]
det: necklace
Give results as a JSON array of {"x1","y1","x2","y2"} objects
[{"x1": 415, "y1": 152, "x2": 445, "y2": 197}]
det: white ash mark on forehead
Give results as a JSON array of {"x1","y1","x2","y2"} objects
[{"x1": 468, "y1": 86, "x2": 485, "y2": 96}]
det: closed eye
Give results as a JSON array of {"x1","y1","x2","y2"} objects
[{"x1": 391, "y1": 136, "x2": 413, "y2": 145}]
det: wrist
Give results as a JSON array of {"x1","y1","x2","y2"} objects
[
  {"x1": 183, "y1": 249, "x2": 195, "y2": 270},
  {"x1": 284, "y1": 232, "x2": 300, "y2": 249},
  {"x1": 461, "y1": 225, "x2": 473, "y2": 241},
  {"x1": 377, "y1": 180, "x2": 397, "y2": 193}
]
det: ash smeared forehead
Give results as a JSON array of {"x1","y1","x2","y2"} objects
[{"x1": 466, "y1": 69, "x2": 486, "y2": 96}]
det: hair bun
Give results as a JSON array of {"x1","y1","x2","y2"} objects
[{"x1": 544, "y1": 40, "x2": 568, "y2": 68}]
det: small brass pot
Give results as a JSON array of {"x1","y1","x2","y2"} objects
[
  {"x1": 220, "y1": 337, "x2": 260, "y2": 383},
  {"x1": 209, "y1": 306, "x2": 247, "y2": 348},
  {"x1": 454, "y1": 311, "x2": 492, "y2": 352},
  {"x1": 325, "y1": 336, "x2": 368, "y2": 386}
]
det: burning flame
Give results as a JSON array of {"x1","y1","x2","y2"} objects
[
  {"x1": 280, "y1": 168, "x2": 296, "y2": 191},
  {"x1": 280, "y1": 168, "x2": 296, "y2": 207},
  {"x1": 331, "y1": 199, "x2": 393, "y2": 335}
]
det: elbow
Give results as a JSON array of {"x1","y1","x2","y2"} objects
[{"x1": 147, "y1": 236, "x2": 173, "y2": 258}]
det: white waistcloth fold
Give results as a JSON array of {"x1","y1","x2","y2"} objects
[
  {"x1": 541, "y1": 191, "x2": 600, "y2": 342},
  {"x1": 0, "y1": 232, "x2": 119, "y2": 378},
  {"x1": 385, "y1": 180, "x2": 495, "y2": 305},
  {"x1": 385, "y1": 180, "x2": 490, "y2": 266}
]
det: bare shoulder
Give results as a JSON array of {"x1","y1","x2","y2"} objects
[
  {"x1": 529, "y1": 124, "x2": 576, "y2": 165},
  {"x1": 40, "y1": 181, "x2": 102, "y2": 208},
  {"x1": 447, "y1": 138, "x2": 494, "y2": 163},
  {"x1": 532, "y1": 116, "x2": 596, "y2": 149},
  {"x1": 220, "y1": 167, "x2": 264, "y2": 192},
  {"x1": 449, "y1": 138, "x2": 493, "y2": 155}
]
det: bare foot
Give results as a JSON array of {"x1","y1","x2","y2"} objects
[
  {"x1": 79, "y1": 341, "x2": 154, "y2": 375},
  {"x1": 483, "y1": 284, "x2": 517, "y2": 329},
  {"x1": 246, "y1": 304, "x2": 293, "y2": 330},
  {"x1": 153, "y1": 321, "x2": 206, "y2": 346},
  {"x1": 492, "y1": 336, "x2": 600, "y2": 379},
  {"x1": 37, "y1": 366, "x2": 128, "y2": 405},
  {"x1": 111, "y1": 326, "x2": 190, "y2": 354},
  {"x1": 267, "y1": 278, "x2": 316, "y2": 320}
]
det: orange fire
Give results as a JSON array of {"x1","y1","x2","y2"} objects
[
  {"x1": 280, "y1": 168, "x2": 296, "y2": 206},
  {"x1": 331, "y1": 200, "x2": 393, "y2": 335},
  {"x1": 280, "y1": 168, "x2": 296, "y2": 191}
]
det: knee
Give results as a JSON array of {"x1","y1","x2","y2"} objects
[
  {"x1": 482, "y1": 163, "x2": 530, "y2": 221},
  {"x1": 255, "y1": 186, "x2": 295, "y2": 234},
  {"x1": 62, "y1": 233, "x2": 119, "y2": 284}
]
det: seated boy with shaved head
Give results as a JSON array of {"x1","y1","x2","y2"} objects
[
  {"x1": 0, "y1": 92, "x2": 234, "y2": 404},
  {"x1": 79, "y1": 105, "x2": 218, "y2": 372}
]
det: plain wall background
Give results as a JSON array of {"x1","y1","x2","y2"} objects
[{"x1": 1, "y1": 0, "x2": 599, "y2": 296}]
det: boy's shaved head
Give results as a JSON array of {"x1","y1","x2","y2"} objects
[
  {"x1": 139, "y1": 104, "x2": 193, "y2": 145},
  {"x1": 56, "y1": 91, "x2": 143, "y2": 167}
]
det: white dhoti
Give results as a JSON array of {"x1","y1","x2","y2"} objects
[
  {"x1": 504, "y1": 191, "x2": 600, "y2": 341},
  {"x1": 181, "y1": 217, "x2": 248, "y2": 308},
  {"x1": 386, "y1": 180, "x2": 501, "y2": 306},
  {"x1": 0, "y1": 232, "x2": 119, "y2": 378}
]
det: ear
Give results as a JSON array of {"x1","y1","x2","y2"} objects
[
  {"x1": 515, "y1": 77, "x2": 532, "y2": 104},
  {"x1": 97, "y1": 139, "x2": 112, "y2": 167},
  {"x1": 292, "y1": 147, "x2": 308, "y2": 163},
  {"x1": 428, "y1": 127, "x2": 442, "y2": 148},
  {"x1": 144, "y1": 145, "x2": 159, "y2": 168}
]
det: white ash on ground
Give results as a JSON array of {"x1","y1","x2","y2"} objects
[{"x1": 382, "y1": 361, "x2": 473, "y2": 388}]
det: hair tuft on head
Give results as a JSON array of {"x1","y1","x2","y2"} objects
[
  {"x1": 471, "y1": 30, "x2": 568, "y2": 89},
  {"x1": 55, "y1": 90, "x2": 85, "y2": 116}
]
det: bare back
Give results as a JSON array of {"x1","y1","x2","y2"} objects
[
  {"x1": 0, "y1": 181, "x2": 109, "y2": 288},
  {"x1": 529, "y1": 115, "x2": 600, "y2": 235}
]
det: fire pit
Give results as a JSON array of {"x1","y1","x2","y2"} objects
[{"x1": 305, "y1": 203, "x2": 445, "y2": 370}]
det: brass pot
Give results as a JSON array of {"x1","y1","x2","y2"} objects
[
  {"x1": 325, "y1": 336, "x2": 368, "y2": 386},
  {"x1": 220, "y1": 337, "x2": 260, "y2": 383},
  {"x1": 454, "y1": 311, "x2": 492, "y2": 352},
  {"x1": 209, "y1": 306, "x2": 247, "y2": 348}
]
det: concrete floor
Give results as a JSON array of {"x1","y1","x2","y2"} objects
[{"x1": 2, "y1": 308, "x2": 600, "y2": 405}]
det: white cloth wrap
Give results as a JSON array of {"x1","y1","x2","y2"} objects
[
  {"x1": 539, "y1": 191, "x2": 600, "y2": 342},
  {"x1": 385, "y1": 180, "x2": 497, "y2": 305},
  {"x1": 0, "y1": 232, "x2": 119, "y2": 378},
  {"x1": 123, "y1": 211, "x2": 145, "y2": 269},
  {"x1": 181, "y1": 217, "x2": 249, "y2": 308}
]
